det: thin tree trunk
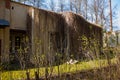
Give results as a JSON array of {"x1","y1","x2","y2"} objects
[
  {"x1": 85, "y1": 0, "x2": 88, "y2": 20},
  {"x1": 109, "y1": 0, "x2": 113, "y2": 32}
]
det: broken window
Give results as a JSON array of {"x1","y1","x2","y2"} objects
[
  {"x1": 49, "y1": 32, "x2": 60, "y2": 52},
  {"x1": 49, "y1": 32, "x2": 67, "y2": 54},
  {"x1": 15, "y1": 36, "x2": 21, "y2": 51}
]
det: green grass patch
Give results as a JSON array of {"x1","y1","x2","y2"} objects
[{"x1": 1, "y1": 58, "x2": 117, "y2": 80}]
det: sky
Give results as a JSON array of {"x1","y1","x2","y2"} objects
[
  {"x1": 112, "y1": 0, "x2": 120, "y2": 30},
  {"x1": 52, "y1": 0, "x2": 120, "y2": 31},
  {"x1": 20, "y1": 0, "x2": 120, "y2": 31}
]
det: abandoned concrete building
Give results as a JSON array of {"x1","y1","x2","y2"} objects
[{"x1": 0, "y1": 0, "x2": 102, "y2": 63}]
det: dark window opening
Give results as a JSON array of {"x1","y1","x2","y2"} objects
[
  {"x1": 49, "y1": 32, "x2": 60, "y2": 51},
  {"x1": 55, "y1": 33, "x2": 60, "y2": 49},
  {"x1": 63, "y1": 35, "x2": 67, "y2": 49},
  {"x1": 49, "y1": 32, "x2": 67, "y2": 54},
  {"x1": 0, "y1": 40, "x2": 1, "y2": 56},
  {"x1": 10, "y1": 36, "x2": 12, "y2": 53},
  {"x1": 15, "y1": 36, "x2": 21, "y2": 51}
]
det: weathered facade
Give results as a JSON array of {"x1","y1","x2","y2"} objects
[
  {"x1": 63, "y1": 12, "x2": 102, "y2": 59},
  {"x1": 0, "y1": 0, "x2": 10, "y2": 62},
  {"x1": 0, "y1": 0, "x2": 102, "y2": 64}
]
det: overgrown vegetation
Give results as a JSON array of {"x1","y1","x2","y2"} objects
[
  {"x1": 1, "y1": 57, "x2": 117, "y2": 80},
  {"x1": 1, "y1": 28, "x2": 119, "y2": 80},
  {"x1": 1, "y1": 35, "x2": 120, "y2": 80},
  {"x1": 0, "y1": 0, "x2": 119, "y2": 80}
]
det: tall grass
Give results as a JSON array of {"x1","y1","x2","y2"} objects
[{"x1": 1, "y1": 57, "x2": 117, "y2": 80}]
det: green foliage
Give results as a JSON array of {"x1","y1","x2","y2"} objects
[
  {"x1": 81, "y1": 35, "x2": 89, "y2": 50},
  {"x1": 89, "y1": 25, "x2": 92, "y2": 30}
]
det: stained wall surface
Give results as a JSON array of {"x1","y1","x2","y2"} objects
[{"x1": 0, "y1": 0, "x2": 103, "y2": 63}]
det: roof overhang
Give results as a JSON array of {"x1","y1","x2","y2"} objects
[{"x1": 0, "y1": 19, "x2": 10, "y2": 27}]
